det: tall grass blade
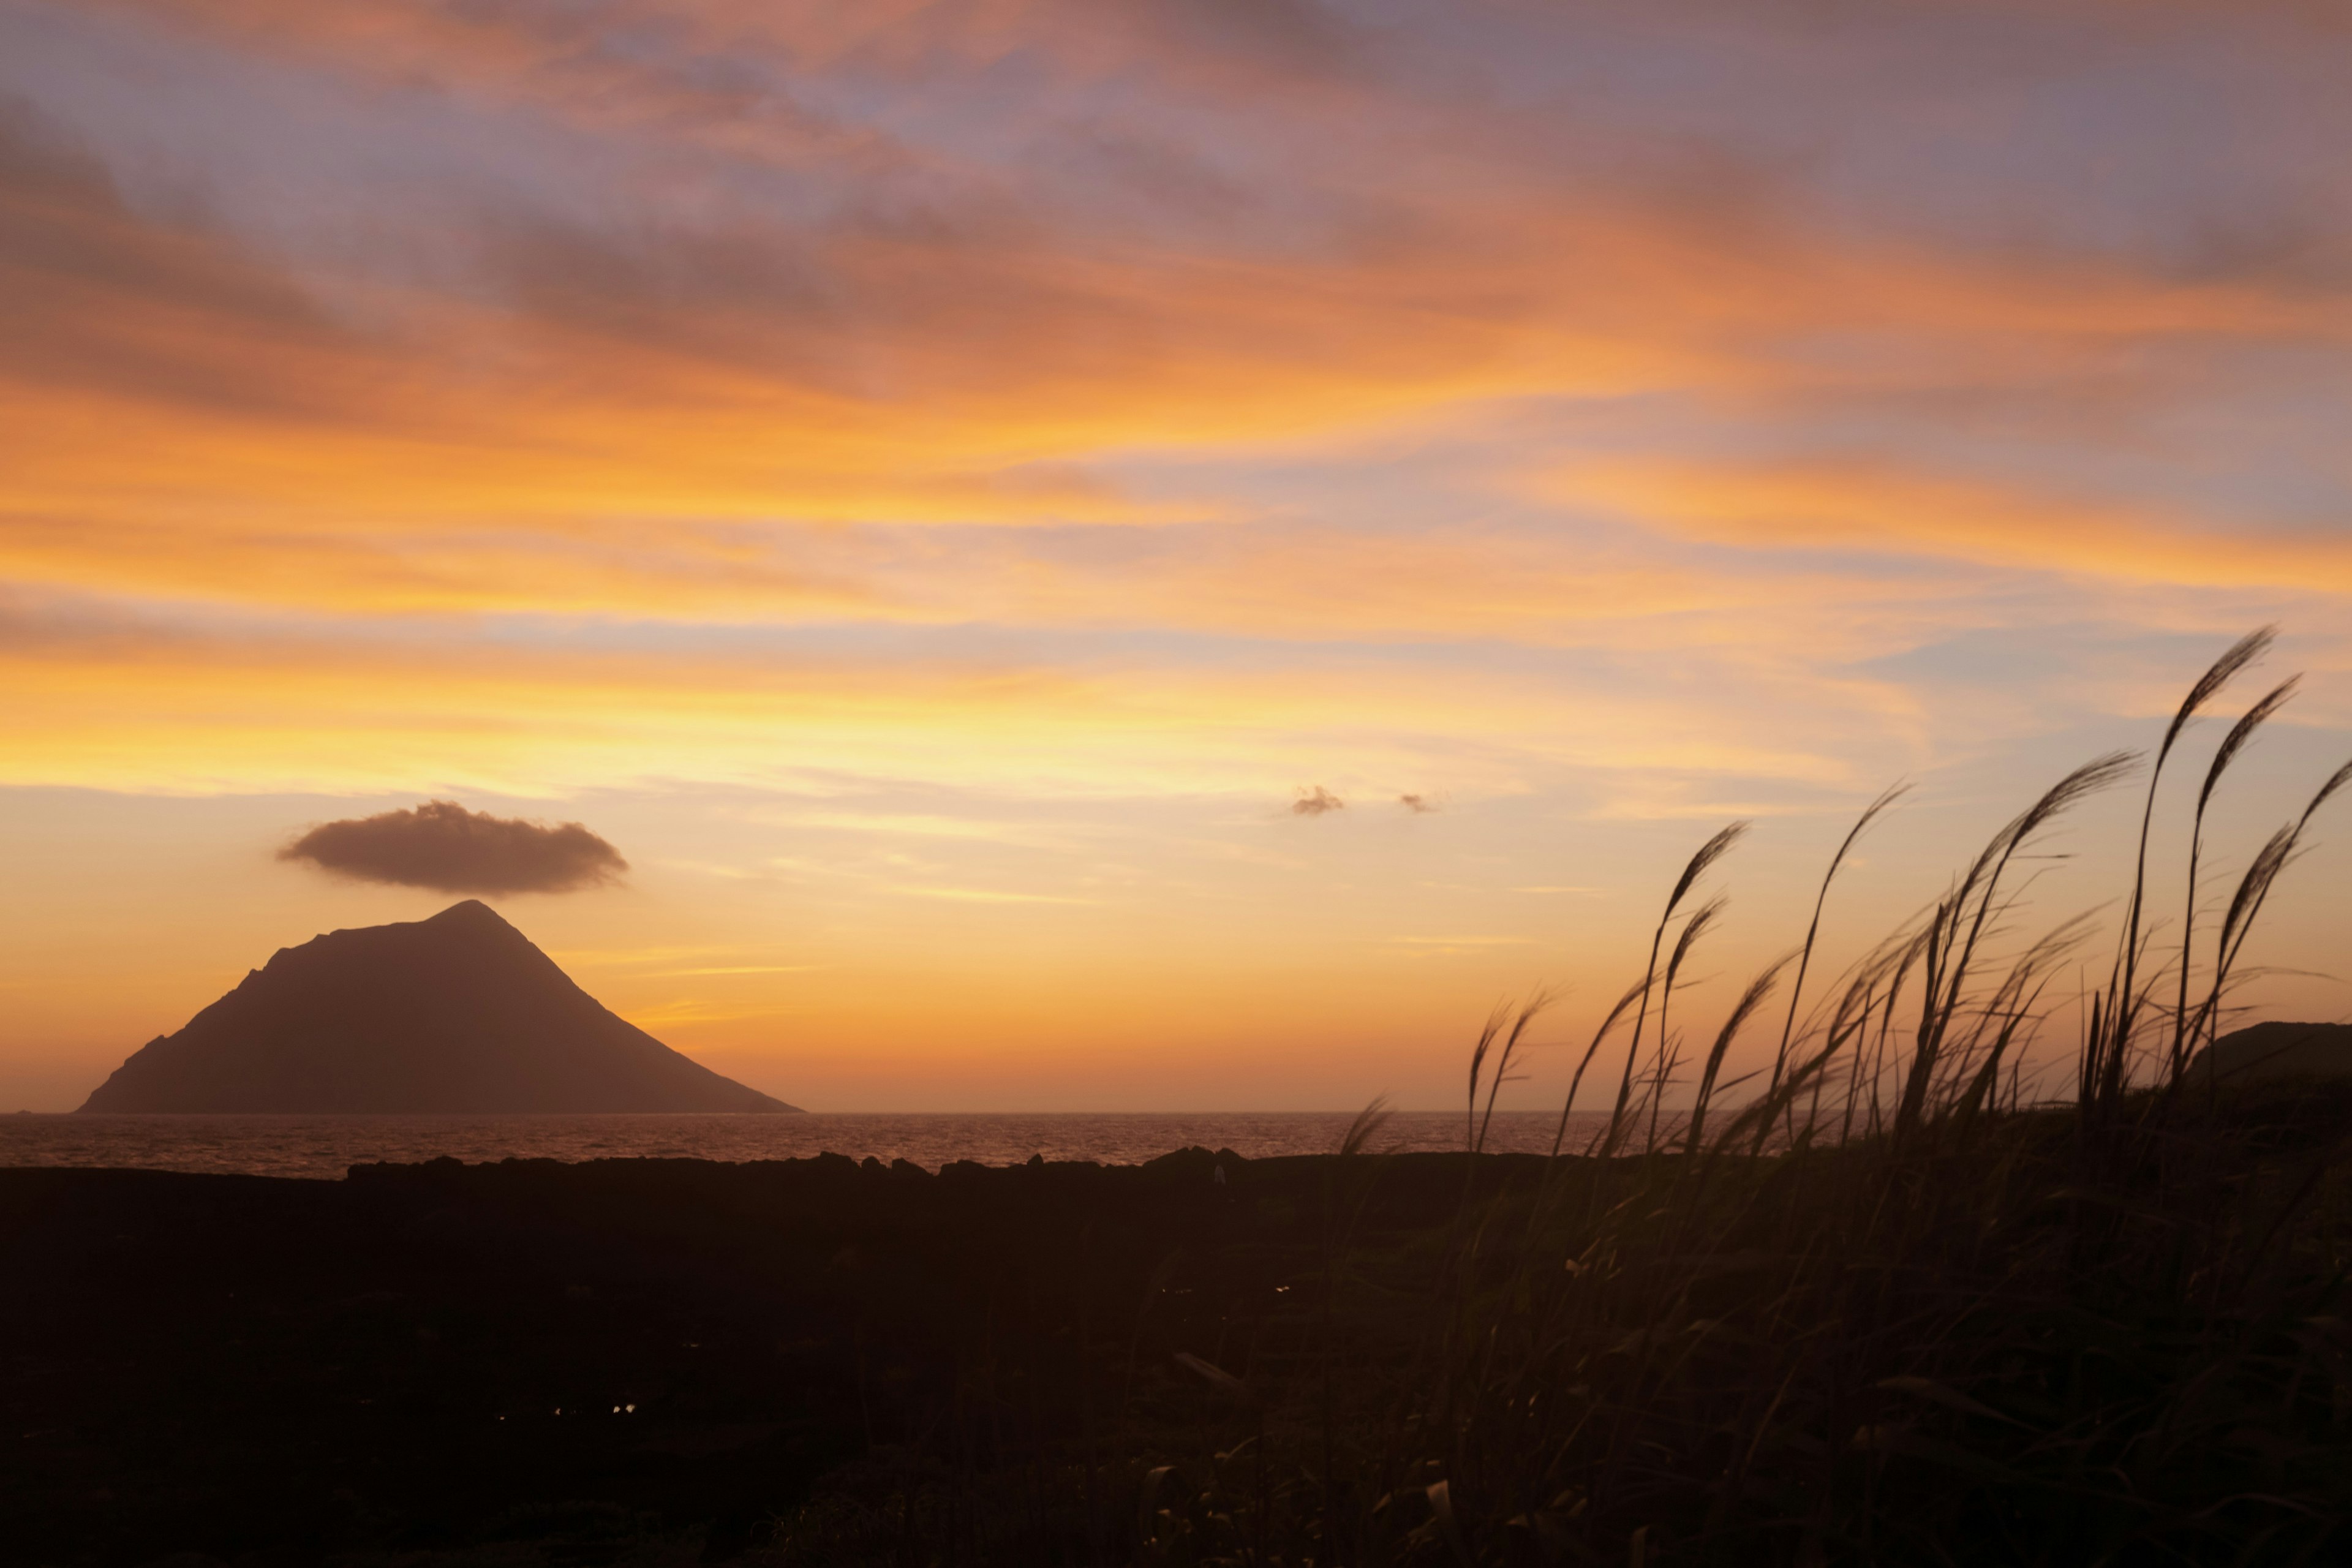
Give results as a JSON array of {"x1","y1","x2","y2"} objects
[
  {"x1": 2172, "y1": 677, "x2": 2300, "y2": 1080},
  {"x1": 1770, "y1": 783, "x2": 1908, "y2": 1104},
  {"x1": 1646, "y1": 896, "x2": 1725, "y2": 1151},
  {"x1": 2112, "y1": 627, "x2": 2274, "y2": 1104},
  {"x1": 1605, "y1": 822, "x2": 1748, "y2": 1156},
  {"x1": 1685, "y1": 954, "x2": 1792, "y2": 1155}
]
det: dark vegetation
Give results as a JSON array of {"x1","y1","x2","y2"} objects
[{"x1": 7, "y1": 629, "x2": 2352, "y2": 1566}]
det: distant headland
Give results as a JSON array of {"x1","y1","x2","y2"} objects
[{"x1": 78, "y1": 900, "x2": 799, "y2": 1114}]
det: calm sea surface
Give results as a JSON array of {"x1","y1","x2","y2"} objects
[{"x1": 0, "y1": 1110, "x2": 1614, "y2": 1180}]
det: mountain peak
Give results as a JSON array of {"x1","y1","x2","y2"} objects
[
  {"x1": 429, "y1": 898, "x2": 503, "y2": 922},
  {"x1": 418, "y1": 899, "x2": 524, "y2": 938},
  {"x1": 78, "y1": 907, "x2": 800, "y2": 1115}
]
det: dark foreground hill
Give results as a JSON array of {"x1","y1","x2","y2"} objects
[
  {"x1": 5, "y1": 1083, "x2": 2351, "y2": 1567},
  {"x1": 2196, "y1": 1019, "x2": 2352, "y2": 1084},
  {"x1": 78, "y1": 900, "x2": 797, "y2": 1113},
  {"x1": 0, "y1": 1147, "x2": 1370, "y2": 1566}
]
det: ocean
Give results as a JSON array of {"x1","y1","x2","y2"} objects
[{"x1": 0, "y1": 1109, "x2": 1616, "y2": 1180}]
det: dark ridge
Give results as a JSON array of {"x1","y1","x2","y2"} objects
[
  {"x1": 2194, "y1": 1020, "x2": 2352, "y2": 1085},
  {"x1": 77, "y1": 900, "x2": 799, "y2": 1113}
]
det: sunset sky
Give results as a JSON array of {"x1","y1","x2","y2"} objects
[{"x1": 5, "y1": 0, "x2": 2351, "y2": 1111}]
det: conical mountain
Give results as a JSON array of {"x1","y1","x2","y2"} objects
[{"x1": 79, "y1": 901, "x2": 799, "y2": 1114}]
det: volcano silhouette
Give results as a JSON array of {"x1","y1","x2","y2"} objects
[{"x1": 78, "y1": 901, "x2": 799, "y2": 1113}]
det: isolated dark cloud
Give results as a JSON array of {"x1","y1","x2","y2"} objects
[
  {"x1": 279, "y1": 800, "x2": 628, "y2": 894},
  {"x1": 1292, "y1": 786, "x2": 1344, "y2": 816},
  {"x1": 1399, "y1": 793, "x2": 1436, "y2": 813}
]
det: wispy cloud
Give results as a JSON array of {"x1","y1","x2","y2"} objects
[
  {"x1": 892, "y1": 886, "x2": 1098, "y2": 905},
  {"x1": 1558, "y1": 460, "x2": 2352, "y2": 594}
]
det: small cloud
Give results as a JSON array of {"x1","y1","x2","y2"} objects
[
  {"x1": 895, "y1": 886, "x2": 1096, "y2": 905},
  {"x1": 1399, "y1": 793, "x2": 1437, "y2": 813},
  {"x1": 279, "y1": 799, "x2": 627, "y2": 895},
  {"x1": 620, "y1": 1000, "x2": 787, "y2": 1027},
  {"x1": 1292, "y1": 786, "x2": 1345, "y2": 816},
  {"x1": 647, "y1": 858, "x2": 771, "y2": 881}
]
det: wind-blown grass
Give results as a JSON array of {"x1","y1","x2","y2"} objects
[{"x1": 763, "y1": 631, "x2": 2352, "y2": 1567}]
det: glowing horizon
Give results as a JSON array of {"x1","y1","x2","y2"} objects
[{"x1": 4, "y1": 0, "x2": 2351, "y2": 1112}]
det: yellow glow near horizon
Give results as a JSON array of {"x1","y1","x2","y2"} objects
[{"x1": 4, "y1": 0, "x2": 2351, "y2": 1109}]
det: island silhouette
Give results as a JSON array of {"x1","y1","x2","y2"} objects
[{"x1": 77, "y1": 899, "x2": 798, "y2": 1113}]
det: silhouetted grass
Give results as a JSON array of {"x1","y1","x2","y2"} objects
[{"x1": 759, "y1": 630, "x2": 2352, "y2": 1567}]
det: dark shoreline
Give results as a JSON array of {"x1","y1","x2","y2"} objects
[
  {"x1": 0, "y1": 1109, "x2": 1593, "y2": 1180},
  {"x1": 10, "y1": 1093, "x2": 2351, "y2": 1566},
  {"x1": 0, "y1": 1149, "x2": 1494, "y2": 1566}
]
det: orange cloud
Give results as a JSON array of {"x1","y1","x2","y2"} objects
[
  {"x1": 0, "y1": 570, "x2": 1910, "y2": 803},
  {"x1": 10, "y1": 143, "x2": 2339, "y2": 647},
  {"x1": 14, "y1": 6, "x2": 2345, "y2": 614},
  {"x1": 1556, "y1": 459, "x2": 2352, "y2": 593},
  {"x1": 7, "y1": 0, "x2": 2342, "y2": 844}
]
